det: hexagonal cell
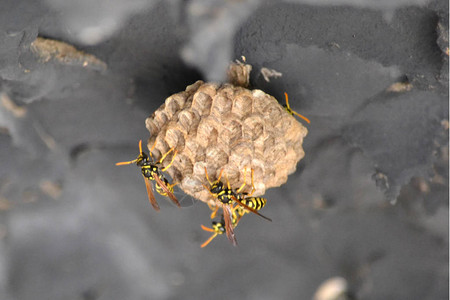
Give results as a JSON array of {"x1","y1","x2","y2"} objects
[{"x1": 145, "y1": 80, "x2": 308, "y2": 205}]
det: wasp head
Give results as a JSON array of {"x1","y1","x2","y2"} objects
[
  {"x1": 135, "y1": 152, "x2": 150, "y2": 166},
  {"x1": 210, "y1": 181, "x2": 224, "y2": 195},
  {"x1": 212, "y1": 221, "x2": 225, "y2": 234}
]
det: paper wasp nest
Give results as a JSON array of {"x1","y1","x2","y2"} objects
[{"x1": 145, "y1": 77, "x2": 308, "y2": 205}]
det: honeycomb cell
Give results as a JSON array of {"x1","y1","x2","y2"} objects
[{"x1": 146, "y1": 80, "x2": 308, "y2": 204}]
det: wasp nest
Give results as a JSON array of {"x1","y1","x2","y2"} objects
[{"x1": 145, "y1": 80, "x2": 308, "y2": 205}]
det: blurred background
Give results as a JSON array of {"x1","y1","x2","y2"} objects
[{"x1": 0, "y1": 0, "x2": 448, "y2": 299}]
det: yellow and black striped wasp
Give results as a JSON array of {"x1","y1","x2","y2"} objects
[
  {"x1": 200, "y1": 214, "x2": 236, "y2": 248},
  {"x1": 116, "y1": 140, "x2": 180, "y2": 211},
  {"x1": 232, "y1": 168, "x2": 268, "y2": 226},
  {"x1": 283, "y1": 92, "x2": 310, "y2": 124},
  {"x1": 200, "y1": 180, "x2": 267, "y2": 248},
  {"x1": 203, "y1": 167, "x2": 271, "y2": 246}
]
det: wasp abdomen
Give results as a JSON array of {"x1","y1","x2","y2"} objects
[
  {"x1": 155, "y1": 176, "x2": 173, "y2": 196},
  {"x1": 241, "y1": 197, "x2": 266, "y2": 210}
]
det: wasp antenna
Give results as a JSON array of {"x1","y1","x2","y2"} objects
[
  {"x1": 115, "y1": 160, "x2": 137, "y2": 166},
  {"x1": 138, "y1": 140, "x2": 143, "y2": 154},
  {"x1": 217, "y1": 169, "x2": 224, "y2": 182},
  {"x1": 284, "y1": 92, "x2": 311, "y2": 124},
  {"x1": 147, "y1": 140, "x2": 158, "y2": 160},
  {"x1": 150, "y1": 139, "x2": 157, "y2": 151},
  {"x1": 201, "y1": 233, "x2": 218, "y2": 248},
  {"x1": 204, "y1": 167, "x2": 213, "y2": 186},
  {"x1": 201, "y1": 224, "x2": 216, "y2": 233},
  {"x1": 225, "y1": 174, "x2": 232, "y2": 190},
  {"x1": 202, "y1": 183, "x2": 213, "y2": 194},
  {"x1": 293, "y1": 111, "x2": 311, "y2": 124},
  {"x1": 284, "y1": 92, "x2": 290, "y2": 108}
]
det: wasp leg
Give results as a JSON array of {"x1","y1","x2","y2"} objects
[
  {"x1": 210, "y1": 205, "x2": 219, "y2": 219},
  {"x1": 247, "y1": 168, "x2": 256, "y2": 197},
  {"x1": 159, "y1": 148, "x2": 176, "y2": 169},
  {"x1": 231, "y1": 204, "x2": 244, "y2": 227},
  {"x1": 235, "y1": 167, "x2": 248, "y2": 194},
  {"x1": 284, "y1": 92, "x2": 310, "y2": 124}
]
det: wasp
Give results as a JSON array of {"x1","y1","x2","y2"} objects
[
  {"x1": 200, "y1": 180, "x2": 267, "y2": 248},
  {"x1": 203, "y1": 167, "x2": 271, "y2": 246},
  {"x1": 116, "y1": 140, "x2": 180, "y2": 211},
  {"x1": 232, "y1": 168, "x2": 268, "y2": 226},
  {"x1": 200, "y1": 213, "x2": 238, "y2": 248},
  {"x1": 233, "y1": 196, "x2": 267, "y2": 227},
  {"x1": 283, "y1": 92, "x2": 310, "y2": 124}
]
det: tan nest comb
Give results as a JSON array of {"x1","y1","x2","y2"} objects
[{"x1": 145, "y1": 66, "x2": 308, "y2": 206}]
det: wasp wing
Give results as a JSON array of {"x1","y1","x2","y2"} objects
[
  {"x1": 223, "y1": 204, "x2": 237, "y2": 246},
  {"x1": 153, "y1": 174, "x2": 181, "y2": 208},
  {"x1": 233, "y1": 196, "x2": 272, "y2": 222},
  {"x1": 143, "y1": 176, "x2": 160, "y2": 211}
]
